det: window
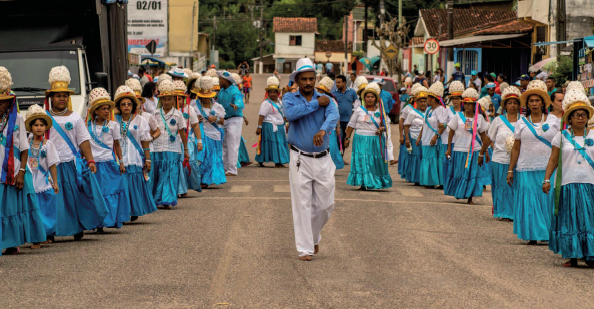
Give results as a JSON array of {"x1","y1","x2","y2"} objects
[
  {"x1": 456, "y1": 50, "x2": 479, "y2": 75},
  {"x1": 289, "y1": 35, "x2": 302, "y2": 46}
]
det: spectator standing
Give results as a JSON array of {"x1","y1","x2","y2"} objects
[
  {"x1": 138, "y1": 66, "x2": 151, "y2": 87},
  {"x1": 416, "y1": 71, "x2": 429, "y2": 88},
  {"x1": 332, "y1": 75, "x2": 358, "y2": 150},
  {"x1": 348, "y1": 73, "x2": 357, "y2": 88},
  {"x1": 380, "y1": 68, "x2": 388, "y2": 76},
  {"x1": 486, "y1": 82, "x2": 502, "y2": 114},
  {"x1": 446, "y1": 63, "x2": 465, "y2": 85},
  {"x1": 316, "y1": 62, "x2": 324, "y2": 80},
  {"x1": 273, "y1": 69, "x2": 282, "y2": 83},
  {"x1": 238, "y1": 61, "x2": 249, "y2": 75},
  {"x1": 325, "y1": 61, "x2": 333, "y2": 74},
  {"x1": 242, "y1": 72, "x2": 253, "y2": 104},
  {"x1": 546, "y1": 76, "x2": 557, "y2": 96}
]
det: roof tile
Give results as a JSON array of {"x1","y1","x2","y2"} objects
[
  {"x1": 473, "y1": 19, "x2": 533, "y2": 35},
  {"x1": 420, "y1": 9, "x2": 517, "y2": 37},
  {"x1": 273, "y1": 17, "x2": 317, "y2": 33}
]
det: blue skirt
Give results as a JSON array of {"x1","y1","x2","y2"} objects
[
  {"x1": 238, "y1": 136, "x2": 252, "y2": 167},
  {"x1": 200, "y1": 135, "x2": 227, "y2": 186},
  {"x1": 443, "y1": 143, "x2": 454, "y2": 194},
  {"x1": 95, "y1": 161, "x2": 131, "y2": 229},
  {"x1": 54, "y1": 160, "x2": 108, "y2": 236},
  {"x1": 124, "y1": 165, "x2": 157, "y2": 217},
  {"x1": 437, "y1": 143, "x2": 447, "y2": 184},
  {"x1": 177, "y1": 145, "x2": 189, "y2": 196},
  {"x1": 420, "y1": 145, "x2": 441, "y2": 186},
  {"x1": 37, "y1": 189, "x2": 57, "y2": 237},
  {"x1": 329, "y1": 129, "x2": 344, "y2": 169},
  {"x1": 397, "y1": 140, "x2": 408, "y2": 179},
  {"x1": 444, "y1": 151, "x2": 483, "y2": 199},
  {"x1": 185, "y1": 131, "x2": 203, "y2": 192},
  {"x1": 151, "y1": 151, "x2": 182, "y2": 206},
  {"x1": 549, "y1": 183, "x2": 594, "y2": 259},
  {"x1": 347, "y1": 133, "x2": 392, "y2": 190},
  {"x1": 491, "y1": 162, "x2": 515, "y2": 220},
  {"x1": 513, "y1": 170, "x2": 553, "y2": 241},
  {"x1": 255, "y1": 123, "x2": 290, "y2": 165},
  {"x1": 405, "y1": 137, "x2": 422, "y2": 184},
  {"x1": 481, "y1": 148, "x2": 493, "y2": 186},
  {"x1": 0, "y1": 170, "x2": 46, "y2": 249}
]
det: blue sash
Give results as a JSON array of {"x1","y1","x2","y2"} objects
[
  {"x1": 116, "y1": 115, "x2": 145, "y2": 160},
  {"x1": 28, "y1": 146, "x2": 51, "y2": 185},
  {"x1": 46, "y1": 111, "x2": 83, "y2": 188},
  {"x1": 412, "y1": 108, "x2": 425, "y2": 118},
  {"x1": 450, "y1": 106, "x2": 455, "y2": 114},
  {"x1": 87, "y1": 121, "x2": 117, "y2": 161},
  {"x1": 424, "y1": 107, "x2": 439, "y2": 136},
  {"x1": 562, "y1": 130, "x2": 594, "y2": 170},
  {"x1": 499, "y1": 115, "x2": 515, "y2": 132},
  {"x1": 197, "y1": 102, "x2": 220, "y2": 130},
  {"x1": 359, "y1": 106, "x2": 381, "y2": 130},
  {"x1": 267, "y1": 99, "x2": 284, "y2": 119},
  {"x1": 522, "y1": 117, "x2": 552, "y2": 148},
  {"x1": 458, "y1": 112, "x2": 482, "y2": 146}
]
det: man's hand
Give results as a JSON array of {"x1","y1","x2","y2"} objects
[
  {"x1": 317, "y1": 96, "x2": 330, "y2": 107},
  {"x1": 376, "y1": 126, "x2": 385, "y2": 136},
  {"x1": 144, "y1": 160, "x2": 152, "y2": 173},
  {"x1": 313, "y1": 130, "x2": 326, "y2": 146},
  {"x1": 231, "y1": 104, "x2": 238, "y2": 111},
  {"x1": 89, "y1": 162, "x2": 97, "y2": 173}
]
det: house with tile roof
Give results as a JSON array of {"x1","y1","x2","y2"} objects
[{"x1": 271, "y1": 17, "x2": 317, "y2": 74}]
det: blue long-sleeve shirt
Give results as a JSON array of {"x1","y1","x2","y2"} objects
[
  {"x1": 380, "y1": 89, "x2": 395, "y2": 114},
  {"x1": 332, "y1": 87, "x2": 358, "y2": 122},
  {"x1": 217, "y1": 84, "x2": 244, "y2": 118},
  {"x1": 283, "y1": 90, "x2": 339, "y2": 153}
]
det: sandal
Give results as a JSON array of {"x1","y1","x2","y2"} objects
[
  {"x1": 564, "y1": 259, "x2": 578, "y2": 267},
  {"x1": 73, "y1": 232, "x2": 84, "y2": 241},
  {"x1": 30, "y1": 243, "x2": 41, "y2": 249},
  {"x1": 4, "y1": 247, "x2": 20, "y2": 255}
]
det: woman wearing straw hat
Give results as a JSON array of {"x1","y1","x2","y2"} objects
[
  {"x1": 315, "y1": 77, "x2": 345, "y2": 170},
  {"x1": 507, "y1": 80, "x2": 559, "y2": 244},
  {"x1": 442, "y1": 81, "x2": 464, "y2": 194},
  {"x1": 477, "y1": 95, "x2": 493, "y2": 188},
  {"x1": 45, "y1": 66, "x2": 108, "y2": 241},
  {"x1": 151, "y1": 80, "x2": 191, "y2": 208},
  {"x1": 352, "y1": 75, "x2": 369, "y2": 109},
  {"x1": 25, "y1": 104, "x2": 60, "y2": 247},
  {"x1": 397, "y1": 83, "x2": 422, "y2": 180},
  {"x1": 544, "y1": 89, "x2": 594, "y2": 267},
  {"x1": 478, "y1": 87, "x2": 522, "y2": 220},
  {"x1": 192, "y1": 76, "x2": 226, "y2": 188},
  {"x1": 344, "y1": 82, "x2": 392, "y2": 190},
  {"x1": 127, "y1": 78, "x2": 161, "y2": 142},
  {"x1": 445, "y1": 88, "x2": 489, "y2": 204},
  {"x1": 113, "y1": 85, "x2": 157, "y2": 222},
  {"x1": 87, "y1": 87, "x2": 131, "y2": 231},
  {"x1": 255, "y1": 76, "x2": 290, "y2": 168},
  {"x1": 404, "y1": 86, "x2": 429, "y2": 185},
  {"x1": 418, "y1": 82, "x2": 448, "y2": 188},
  {"x1": 0, "y1": 68, "x2": 47, "y2": 254}
]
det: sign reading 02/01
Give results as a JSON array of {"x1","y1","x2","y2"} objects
[{"x1": 424, "y1": 39, "x2": 440, "y2": 55}]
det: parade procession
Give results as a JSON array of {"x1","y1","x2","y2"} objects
[{"x1": 3, "y1": 0, "x2": 594, "y2": 307}]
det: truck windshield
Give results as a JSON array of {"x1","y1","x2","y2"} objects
[{"x1": 0, "y1": 50, "x2": 80, "y2": 96}]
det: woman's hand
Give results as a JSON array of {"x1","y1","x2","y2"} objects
[
  {"x1": 89, "y1": 162, "x2": 97, "y2": 173},
  {"x1": 405, "y1": 141, "x2": 411, "y2": 148},
  {"x1": 15, "y1": 171, "x2": 25, "y2": 190},
  {"x1": 52, "y1": 182, "x2": 60, "y2": 194},
  {"x1": 485, "y1": 151, "x2": 491, "y2": 163},
  {"x1": 344, "y1": 139, "x2": 350, "y2": 149},
  {"x1": 400, "y1": 136, "x2": 405, "y2": 145},
  {"x1": 478, "y1": 154, "x2": 484, "y2": 166},
  {"x1": 542, "y1": 182, "x2": 551, "y2": 194},
  {"x1": 144, "y1": 160, "x2": 152, "y2": 173},
  {"x1": 376, "y1": 126, "x2": 386, "y2": 135},
  {"x1": 430, "y1": 135, "x2": 438, "y2": 146},
  {"x1": 415, "y1": 139, "x2": 420, "y2": 146},
  {"x1": 198, "y1": 115, "x2": 205, "y2": 122},
  {"x1": 445, "y1": 149, "x2": 451, "y2": 159},
  {"x1": 197, "y1": 141, "x2": 203, "y2": 151},
  {"x1": 119, "y1": 162, "x2": 126, "y2": 175},
  {"x1": 184, "y1": 148, "x2": 190, "y2": 159},
  {"x1": 506, "y1": 172, "x2": 514, "y2": 185},
  {"x1": 208, "y1": 115, "x2": 217, "y2": 123},
  {"x1": 256, "y1": 127, "x2": 262, "y2": 135}
]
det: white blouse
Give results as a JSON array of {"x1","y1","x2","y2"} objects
[
  {"x1": 420, "y1": 105, "x2": 448, "y2": 146},
  {"x1": 0, "y1": 114, "x2": 28, "y2": 182},
  {"x1": 447, "y1": 113, "x2": 489, "y2": 152},
  {"x1": 552, "y1": 130, "x2": 594, "y2": 186},
  {"x1": 487, "y1": 115, "x2": 520, "y2": 164},
  {"x1": 259, "y1": 99, "x2": 285, "y2": 126},
  {"x1": 27, "y1": 138, "x2": 60, "y2": 193},
  {"x1": 404, "y1": 108, "x2": 426, "y2": 140},
  {"x1": 48, "y1": 113, "x2": 91, "y2": 163},
  {"x1": 513, "y1": 114, "x2": 559, "y2": 172},
  {"x1": 88, "y1": 120, "x2": 121, "y2": 162},
  {"x1": 152, "y1": 108, "x2": 186, "y2": 153},
  {"x1": 347, "y1": 106, "x2": 394, "y2": 161},
  {"x1": 442, "y1": 107, "x2": 458, "y2": 145},
  {"x1": 119, "y1": 115, "x2": 152, "y2": 167},
  {"x1": 143, "y1": 97, "x2": 157, "y2": 114},
  {"x1": 196, "y1": 101, "x2": 226, "y2": 141}
]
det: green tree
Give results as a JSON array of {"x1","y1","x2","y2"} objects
[{"x1": 550, "y1": 55, "x2": 573, "y2": 86}]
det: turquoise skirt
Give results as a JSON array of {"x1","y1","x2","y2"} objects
[
  {"x1": 329, "y1": 129, "x2": 344, "y2": 169},
  {"x1": 238, "y1": 136, "x2": 252, "y2": 167},
  {"x1": 481, "y1": 148, "x2": 493, "y2": 186},
  {"x1": 442, "y1": 143, "x2": 454, "y2": 194},
  {"x1": 255, "y1": 123, "x2": 290, "y2": 165},
  {"x1": 200, "y1": 135, "x2": 227, "y2": 186},
  {"x1": 151, "y1": 151, "x2": 182, "y2": 206},
  {"x1": 405, "y1": 137, "x2": 422, "y2": 184},
  {"x1": 444, "y1": 150, "x2": 483, "y2": 199},
  {"x1": 347, "y1": 133, "x2": 392, "y2": 190},
  {"x1": 54, "y1": 160, "x2": 108, "y2": 236},
  {"x1": 549, "y1": 183, "x2": 594, "y2": 259},
  {"x1": 491, "y1": 162, "x2": 515, "y2": 220},
  {"x1": 37, "y1": 189, "x2": 57, "y2": 236},
  {"x1": 95, "y1": 161, "x2": 131, "y2": 229},
  {"x1": 0, "y1": 170, "x2": 46, "y2": 249},
  {"x1": 124, "y1": 165, "x2": 157, "y2": 217},
  {"x1": 420, "y1": 145, "x2": 441, "y2": 186},
  {"x1": 397, "y1": 139, "x2": 409, "y2": 179},
  {"x1": 186, "y1": 130, "x2": 203, "y2": 192},
  {"x1": 513, "y1": 170, "x2": 553, "y2": 241}
]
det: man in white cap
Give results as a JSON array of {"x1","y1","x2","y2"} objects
[
  {"x1": 168, "y1": 67, "x2": 188, "y2": 81},
  {"x1": 216, "y1": 70, "x2": 245, "y2": 176},
  {"x1": 283, "y1": 57, "x2": 339, "y2": 261}
]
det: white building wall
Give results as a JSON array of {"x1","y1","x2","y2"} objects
[{"x1": 275, "y1": 32, "x2": 315, "y2": 56}]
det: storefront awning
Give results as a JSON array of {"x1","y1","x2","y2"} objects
[
  {"x1": 533, "y1": 40, "x2": 573, "y2": 46},
  {"x1": 437, "y1": 34, "x2": 527, "y2": 47},
  {"x1": 584, "y1": 36, "x2": 594, "y2": 48}
]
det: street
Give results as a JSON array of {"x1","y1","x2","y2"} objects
[{"x1": 2, "y1": 74, "x2": 594, "y2": 308}]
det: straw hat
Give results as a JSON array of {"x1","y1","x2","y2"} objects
[
  {"x1": 157, "y1": 73, "x2": 172, "y2": 85},
  {"x1": 415, "y1": 86, "x2": 430, "y2": 100},
  {"x1": 462, "y1": 88, "x2": 479, "y2": 103},
  {"x1": 566, "y1": 81, "x2": 585, "y2": 93},
  {"x1": 125, "y1": 78, "x2": 145, "y2": 104},
  {"x1": 562, "y1": 89, "x2": 594, "y2": 123},
  {"x1": 88, "y1": 87, "x2": 114, "y2": 116},
  {"x1": 501, "y1": 86, "x2": 521, "y2": 108},
  {"x1": 46, "y1": 66, "x2": 74, "y2": 96},
  {"x1": 289, "y1": 58, "x2": 316, "y2": 82},
  {"x1": 173, "y1": 80, "x2": 188, "y2": 97},
  {"x1": 187, "y1": 72, "x2": 200, "y2": 87},
  {"x1": 157, "y1": 80, "x2": 176, "y2": 97},
  {"x1": 205, "y1": 68, "x2": 218, "y2": 78},
  {"x1": 354, "y1": 76, "x2": 369, "y2": 96},
  {"x1": 499, "y1": 82, "x2": 510, "y2": 93},
  {"x1": 520, "y1": 80, "x2": 551, "y2": 108},
  {"x1": 449, "y1": 81, "x2": 464, "y2": 97},
  {"x1": 0, "y1": 67, "x2": 15, "y2": 101},
  {"x1": 114, "y1": 85, "x2": 138, "y2": 107},
  {"x1": 265, "y1": 76, "x2": 280, "y2": 92},
  {"x1": 404, "y1": 77, "x2": 412, "y2": 85},
  {"x1": 427, "y1": 81, "x2": 444, "y2": 99},
  {"x1": 477, "y1": 95, "x2": 491, "y2": 112},
  {"x1": 25, "y1": 104, "x2": 52, "y2": 131},
  {"x1": 361, "y1": 82, "x2": 381, "y2": 101},
  {"x1": 212, "y1": 77, "x2": 220, "y2": 91},
  {"x1": 192, "y1": 76, "x2": 216, "y2": 99},
  {"x1": 316, "y1": 77, "x2": 334, "y2": 95},
  {"x1": 410, "y1": 83, "x2": 424, "y2": 97},
  {"x1": 217, "y1": 71, "x2": 235, "y2": 85},
  {"x1": 183, "y1": 69, "x2": 193, "y2": 79}
]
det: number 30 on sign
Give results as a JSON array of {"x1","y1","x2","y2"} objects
[{"x1": 424, "y1": 39, "x2": 440, "y2": 55}]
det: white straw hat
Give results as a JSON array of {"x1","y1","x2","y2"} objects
[{"x1": 289, "y1": 58, "x2": 316, "y2": 82}]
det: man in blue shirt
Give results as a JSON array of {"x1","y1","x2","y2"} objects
[
  {"x1": 284, "y1": 58, "x2": 339, "y2": 261},
  {"x1": 486, "y1": 82, "x2": 501, "y2": 114},
  {"x1": 373, "y1": 78, "x2": 395, "y2": 114},
  {"x1": 216, "y1": 70, "x2": 245, "y2": 176},
  {"x1": 325, "y1": 62, "x2": 333, "y2": 74},
  {"x1": 332, "y1": 75, "x2": 357, "y2": 149},
  {"x1": 446, "y1": 63, "x2": 465, "y2": 85}
]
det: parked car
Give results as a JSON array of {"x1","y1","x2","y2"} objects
[{"x1": 365, "y1": 76, "x2": 401, "y2": 123}]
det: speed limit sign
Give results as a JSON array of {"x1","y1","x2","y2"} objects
[{"x1": 424, "y1": 39, "x2": 440, "y2": 55}]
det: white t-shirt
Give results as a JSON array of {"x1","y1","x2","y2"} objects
[
  {"x1": 259, "y1": 99, "x2": 285, "y2": 126},
  {"x1": 552, "y1": 130, "x2": 594, "y2": 186},
  {"x1": 88, "y1": 120, "x2": 121, "y2": 162},
  {"x1": 49, "y1": 113, "x2": 91, "y2": 163},
  {"x1": 442, "y1": 107, "x2": 458, "y2": 145},
  {"x1": 353, "y1": 98, "x2": 362, "y2": 110},
  {"x1": 513, "y1": 114, "x2": 559, "y2": 171},
  {"x1": 119, "y1": 115, "x2": 152, "y2": 167},
  {"x1": 420, "y1": 105, "x2": 448, "y2": 146},
  {"x1": 152, "y1": 108, "x2": 186, "y2": 153},
  {"x1": 487, "y1": 115, "x2": 520, "y2": 164},
  {"x1": 144, "y1": 97, "x2": 157, "y2": 114},
  {"x1": 27, "y1": 138, "x2": 60, "y2": 193},
  {"x1": 447, "y1": 113, "x2": 488, "y2": 152},
  {"x1": 196, "y1": 101, "x2": 226, "y2": 141},
  {"x1": 0, "y1": 114, "x2": 28, "y2": 183},
  {"x1": 178, "y1": 105, "x2": 200, "y2": 129},
  {"x1": 400, "y1": 104, "x2": 412, "y2": 121},
  {"x1": 404, "y1": 108, "x2": 426, "y2": 140},
  {"x1": 347, "y1": 106, "x2": 394, "y2": 161}
]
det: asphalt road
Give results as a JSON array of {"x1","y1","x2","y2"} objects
[{"x1": 3, "y1": 74, "x2": 594, "y2": 308}]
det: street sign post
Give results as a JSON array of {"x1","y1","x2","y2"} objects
[
  {"x1": 145, "y1": 40, "x2": 157, "y2": 56},
  {"x1": 424, "y1": 39, "x2": 440, "y2": 55},
  {"x1": 384, "y1": 44, "x2": 398, "y2": 59}
]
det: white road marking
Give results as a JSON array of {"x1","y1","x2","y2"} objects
[
  {"x1": 229, "y1": 185, "x2": 252, "y2": 193},
  {"x1": 397, "y1": 188, "x2": 423, "y2": 197},
  {"x1": 273, "y1": 185, "x2": 291, "y2": 192}
]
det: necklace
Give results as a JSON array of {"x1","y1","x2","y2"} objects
[
  {"x1": 529, "y1": 114, "x2": 545, "y2": 135},
  {"x1": 119, "y1": 115, "x2": 133, "y2": 155},
  {"x1": 50, "y1": 108, "x2": 68, "y2": 116},
  {"x1": 571, "y1": 128, "x2": 589, "y2": 164},
  {"x1": 160, "y1": 108, "x2": 178, "y2": 142},
  {"x1": 91, "y1": 119, "x2": 108, "y2": 143},
  {"x1": 0, "y1": 113, "x2": 8, "y2": 144},
  {"x1": 29, "y1": 137, "x2": 42, "y2": 157}
]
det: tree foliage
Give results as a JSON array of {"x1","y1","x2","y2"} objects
[{"x1": 550, "y1": 55, "x2": 573, "y2": 86}]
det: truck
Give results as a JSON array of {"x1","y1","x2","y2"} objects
[{"x1": 0, "y1": 0, "x2": 128, "y2": 116}]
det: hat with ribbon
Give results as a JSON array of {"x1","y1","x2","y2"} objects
[
  {"x1": 462, "y1": 88, "x2": 479, "y2": 103},
  {"x1": 205, "y1": 68, "x2": 218, "y2": 78},
  {"x1": 265, "y1": 76, "x2": 280, "y2": 92},
  {"x1": 187, "y1": 72, "x2": 201, "y2": 88},
  {"x1": 562, "y1": 89, "x2": 594, "y2": 123},
  {"x1": 0, "y1": 66, "x2": 15, "y2": 101},
  {"x1": 354, "y1": 75, "x2": 369, "y2": 96},
  {"x1": 361, "y1": 82, "x2": 381, "y2": 101},
  {"x1": 449, "y1": 81, "x2": 465, "y2": 98},
  {"x1": 167, "y1": 67, "x2": 189, "y2": 79},
  {"x1": 46, "y1": 66, "x2": 75, "y2": 97},
  {"x1": 0, "y1": 66, "x2": 19, "y2": 185},
  {"x1": 193, "y1": 76, "x2": 217, "y2": 99},
  {"x1": 216, "y1": 71, "x2": 235, "y2": 85},
  {"x1": 25, "y1": 104, "x2": 52, "y2": 132},
  {"x1": 212, "y1": 77, "x2": 220, "y2": 91},
  {"x1": 500, "y1": 86, "x2": 521, "y2": 108},
  {"x1": 157, "y1": 73, "x2": 172, "y2": 85},
  {"x1": 499, "y1": 82, "x2": 510, "y2": 93},
  {"x1": 477, "y1": 95, "x2": 492, "y2": 113},
  {"x1": 157, "y1": 80, "x2": 176, "y2": 98},
  {"x1": 427, "y1": 81, "x2": 444, "y2": 99},
  {"x1": 410, "y1": 83, "x2": 422, "y2": 97},
  {"x1": 315, "y1": 77, "x2": 334, "y2": 95},
  {"x1": 289, "y1": 58, "x2": 316, "y2": 82},
  {"x1": 404, "y1": 77, "x2": 412, "y2": 85},
  {"x1": 88, "y1": 87, "x2": 115, "y2": 117},
  {"x1": 114, "y1": 85, "x2": 139, "y2": 108},
  {"x1": 125, "y1": 78, "x2": 145, "y2": 104},
  {"x1": 173, "y1": 80, "x2": 189, "y2": 98},
  {"x1": 566, "y1": 81, "x2": 585, "y2": 93},
  {"x1": 520, "y1": 79, "x2": 551, "y2": 108},
  {"x1": 415, "y1": 86, "x2": 430, "y2": 100}
]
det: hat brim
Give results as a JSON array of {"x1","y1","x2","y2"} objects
[
  {"x1": 45, "y1": 88, "x2": 74, "y2": 96},
  {"x1": 115, "y1": 94, "x2": 139, "y2": 106},
  {"x1": 520, "y1": 89, "x2": 551, "y2": 108},
  {"x1": 314, "y1": 86, "x2": 331, "y2": 95},
  {"x1": 289, "y1": 68, "x2": 316, "y2": 82},
  {"x1": 265, "y1": 86, "x2": 280, "y2": 92},
  {"x1": 192, "y1": 90, "x2": 217, "y2": 99},
  {"x1": 25, "y1": 114, "x2": 53, "y2": 132},
  {"x1": 88, "y1": 101, "x2": 115, "y2": 116},
  {"x1": 216, "y1": 71, "x2": 236, "y2": 85},
  {"x1": 0, "y1": 93, "x2": 15, "y2": 101},
  {"x1": 361, "y1": 89, "x2": 380, "y2": 101},
  {"x1": 562, "y1": 103, "x2": 594, "y2": 123}
]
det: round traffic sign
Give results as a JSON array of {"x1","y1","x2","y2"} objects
[
  {"x1": 424, "y1": 39, "x2": 440, "y2": 55},
  {"x1": 325, "y1": 52, "x2": 332, "y2": 58}
]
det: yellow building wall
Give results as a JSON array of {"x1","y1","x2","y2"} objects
[{"x1": 169, "y1": 0, "x2": 199, "y2": 52}]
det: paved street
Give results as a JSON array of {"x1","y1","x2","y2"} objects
[{"x1": 3, "y1": 74, "x2": 594, "y2": 308}]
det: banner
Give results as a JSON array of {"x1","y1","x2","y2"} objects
[{"x1": 127, "y1": 0, "x2": 168, "y2": 57}]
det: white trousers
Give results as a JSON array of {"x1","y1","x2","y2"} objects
[
  {"x1": 222, "y1": 116, "x2": 243, "y2": 175},
  {"x1": 289, "y1": 149, "x2": 336, "y2": 257}
]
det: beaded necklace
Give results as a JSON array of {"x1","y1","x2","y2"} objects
[
  {"x1": 91, "y1": 119, "x2": 109, "y2": 144},
  {"x1": 160, "y1": 107, "x2": 178, "y2": 142},
  {"x1": 119, "y1": 114, "x2": 133, "y2": 155},
  {"x1": 0, "y1": 113, "x2": 8, "y2": 145}
]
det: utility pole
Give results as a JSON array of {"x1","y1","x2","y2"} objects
[
  {"x1": 259, "y1": 5, "x2": 264, "y2": 74},
  {"x1": 556, "y1": 0, "x2": 567, "y2": 57},
  {"x1": 379, "y1": 0, "x2": 385, "y2": 73},
  {"x1": 213, "y1": 15, "x2": 216, "y2": 50},
  {"x1": 364, "y1": 1, "x2": 368, "y2": 56},
  {"x1": 446, "y1": 0, "x2": 454, "y2": 76},
  {"x1": 190, "y1": 1, "x2": 196, "y2": 70},
  {"x1": 398, "y1": 0, "x2": 403, "y2": 83},
  {"x1": 345, "y1": 14, "x2": 349, "y2": 75}
]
